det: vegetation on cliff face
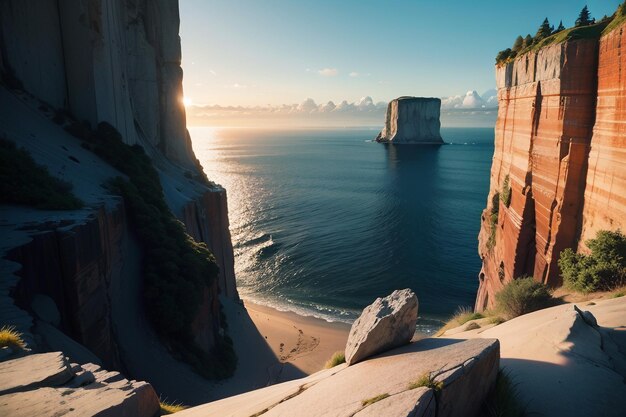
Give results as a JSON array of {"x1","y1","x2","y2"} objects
[
  {"x1": 559, "y1": 230, "x2": 626, "y2": 293},
  {"x1": 72, "y1": 122, "x2": 236, "y2": 379},
  {"x1": 495, "y1": 3, "x2": 623, "y2": 65},
  {"x1": 0, "y1": 138, "x2": 83, "y2": 210}
]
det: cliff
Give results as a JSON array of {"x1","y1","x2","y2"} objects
[
  {"x1": 376, "y1": 97, "x2": 443, "y2": 144},
  {"x1": 0, "y1": 0, "x2": 237, "y2": 393},
  {"x1": 476, "y1": 21, "x2": 626, "y2": 310}
]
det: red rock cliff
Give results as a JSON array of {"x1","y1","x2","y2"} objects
[{"x1": 476, "y1": 22, "x2": 626, "y2": 310}]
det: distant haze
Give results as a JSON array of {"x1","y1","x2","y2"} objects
[{"x1": 186, "y1": 90, "x2": 498, "y2": 128}]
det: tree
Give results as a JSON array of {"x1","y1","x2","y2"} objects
[
  {"x1": 496, "y1": 48, "x2": 512, "y2": 63},
  {"x1": 523, "y1": 34, "x2": 534, "y2": 48},
  {"x1": 512, "y1": 35, "x2": 524, "y2": 52},
  {"x1": 535, "y1": 18, "x2": 554, "y2": 41},
  {"x1": 554, "y1": 20, "x2": 566, "y2": 33},
  {"x1": 576, "y1": 5, "x2": 592, "y2": 27}
]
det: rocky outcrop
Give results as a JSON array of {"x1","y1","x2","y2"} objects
[
  {"x1": 476, "y1": 21, "x2": 626, "y2": 310},
  {"x1": 345, "y1": 289, "x2": 418, "y2": 365},
  {"x1": 376, "y1": 97, "x2": 443, "y2": 144},
  {"x1": 174, "y1": 338, "x2": 499, "y2": 417},
  {"x1": 0, "y1": 351, "x2": 160, "y2": 417},
  {"x1": 182, "y1": 187, "x2": 238, "y2": 300},
  {"x1": 446, "y1": 297, "x2": 626, "y2": 417},
  {"x1": 7, "y1": 204, "x2": 125, "y2": 370}
]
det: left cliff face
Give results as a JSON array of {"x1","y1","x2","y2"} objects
[
  {"x1": 0, "y1": 0, "x2": 237, "y2": 370},
  {"x1": 376, "y1": 97, "x2": 443, "y2": 144},
  {"x1": 0, "y1": 0, "x2": 195, "y2": 168}
]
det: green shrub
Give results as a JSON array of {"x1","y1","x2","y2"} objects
[
  {"x1": 488, "y1": 212, "x2": 499, "y2": 251},
  {"x1": 559, "y1": 230, "x2": 626, "y2": 293},
  {"x1": 500, "y1": 175, "x2": 511, "y2": 208},
  {"x1": 72, "y1": 122, "x2": 235, "y2": 379},
  {"x1": 495, "y1": 277, "x2": 552, "y2": 319},
  {"x1": 0, "y1": 138, "x2": 83, "y2": 210},
  {"x1": 324, "y1": 351, "x2": 346, "y2": 368}
]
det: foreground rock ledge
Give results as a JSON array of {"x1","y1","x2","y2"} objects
[
  {"x1": 346, "y1": 288, "x2": 418, "y2": 365},
  {"x1": 0, "y1": 352, "x2": 159, "y2": 417},
  {"x1": 175, "y1": 338, "x2": 500, "y2": 417}
]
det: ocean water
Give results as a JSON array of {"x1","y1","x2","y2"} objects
[{"x1": 190, "y1": 127, "x2": 494, "y2": 333}]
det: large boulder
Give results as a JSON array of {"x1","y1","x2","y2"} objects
[{"x1": 345, "y1": 289, "x2": 418, "y2": 365}]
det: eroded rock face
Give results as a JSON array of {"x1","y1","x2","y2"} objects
[
  {"x1": 476, "y1": 33, "x2": 611, "y2": 310},
  {"x1": 376, "y1": 97, "x2": 443, "y2": 144},
  {"x1": 345, "y1": 289, "x2": 418, "y2": 365},
  {"x1": 579, "y1": 25, "x2": 626, "y2": 248}
]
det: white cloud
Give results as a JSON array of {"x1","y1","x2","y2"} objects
[
  {"x1": 349, "y1": 72, "x2": 360, "y2": 77},
  {"x1": 318, "y1": 68, "x2": 338, "y2": 77},
  {"x1": 441, "y1": 90, "x2": 498, "y2": 110}
]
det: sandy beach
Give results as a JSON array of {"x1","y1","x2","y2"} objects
[{"x1": 244, "y1": 301, "x2": 351, "y2": 375}]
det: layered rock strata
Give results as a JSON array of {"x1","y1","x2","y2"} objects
[
  {"x1": 376, "y1": 97, "x2": 443, "y2": 144},
  {"x1": 476, "y1": 22, "x2": 626, "y2": 310}
]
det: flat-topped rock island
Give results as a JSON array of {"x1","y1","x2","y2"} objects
[{"x1": 375, "y1": 97, "x2": 444, "y2": 144}]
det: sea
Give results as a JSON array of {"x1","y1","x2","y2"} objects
[{"x1": 190, "y1": 127, "x2": 494, "y2": 334}]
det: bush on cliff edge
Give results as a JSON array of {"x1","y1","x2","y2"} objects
[
  {"x1": 74, "y1": 122, "x2": 236, "y2": 379},
  {"x1": 0, "y1": 138, "x2": 83, "y2": 210},
  {"x1": 495, "y1": 277, "x2": 552, "y2": 319},
  {"x1": 559, "y1": 230, "x2": 626, "y2": 293}
]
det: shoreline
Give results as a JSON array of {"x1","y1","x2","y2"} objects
[{"x1": 243, "y1": 300, "x2": 351, "y2": 375}]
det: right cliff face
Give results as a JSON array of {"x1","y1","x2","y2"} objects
[
  {"x1": 476, "y1": 21, "x2": 626, "y2": 311},
  {"x1": 376, "y1": 97, "x2": 443, "y2": 144}
]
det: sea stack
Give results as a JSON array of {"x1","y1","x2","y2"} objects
[{"x1": 375, "y1": 97, "x2": 443, "y2": 144}]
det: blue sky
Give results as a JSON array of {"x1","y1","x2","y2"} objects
[{"x1": 179, "y1": 0, "x2": 622, "y2": 107}]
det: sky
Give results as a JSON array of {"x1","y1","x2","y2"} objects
[{"x1": 179, "y1": 0, "x2": 622, "y2": 126}]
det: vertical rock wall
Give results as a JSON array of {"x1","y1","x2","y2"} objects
[
  {"x1": 7, "y1": 204, "x2": 126, "y2": 369},
  {"x1": 579, "y1": 26, "x2": 626, "y2": 247},
  {"x1": 0, "y1": 0, "x2": 238, "y2": 358},
  {"x1": 376, "y1": 97, "x2": 443, "y2": 144},
  {"x1": 477, "y1": 23, "x2": 626, "y2": 311}
]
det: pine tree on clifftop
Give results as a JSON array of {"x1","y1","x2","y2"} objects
[
  {"x1": 512, "y1": 36, "x2": 524, "y2": 52},
  {"x1": 523, "y1": 34, "x2": 534, "y2": 48},
  {"x1": 535, "y1": 18, "x2": 554, "y2": 41},
  {"x1": 554, "y1": 20, "x2": 565, "y2": 33},
  {"x1": 576, "y1": 5, "x2": 592, "y2": 27}
]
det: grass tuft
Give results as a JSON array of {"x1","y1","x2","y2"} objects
[
  {"x1": 407, "y1": 372, "x2": 444, "y2": 392},
  {"x1": 435, "y1": 306, "x2": 484, "y2": 336},
  {"x1": 160, "y1": 400, "x2": 187, "y2": 415},
  {"x1": 478, "y1": 370, "x2": 527, "y2": 417},
  {"x1": 612, "y1": 291, "x2": 625, "y2": 298},
  {"x1": 361, "y1": 393, "x2": 390, "y2": 407},
  {"x1": 0, "y1": 326, "x2": 26, "y2": 350},
  {"x1": 324, "y1": 351, "x2": 345, "y2": 369}
]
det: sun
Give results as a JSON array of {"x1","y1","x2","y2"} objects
[{"x1": 182, "y1": 96, "x2": 193, "y2": 107}]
